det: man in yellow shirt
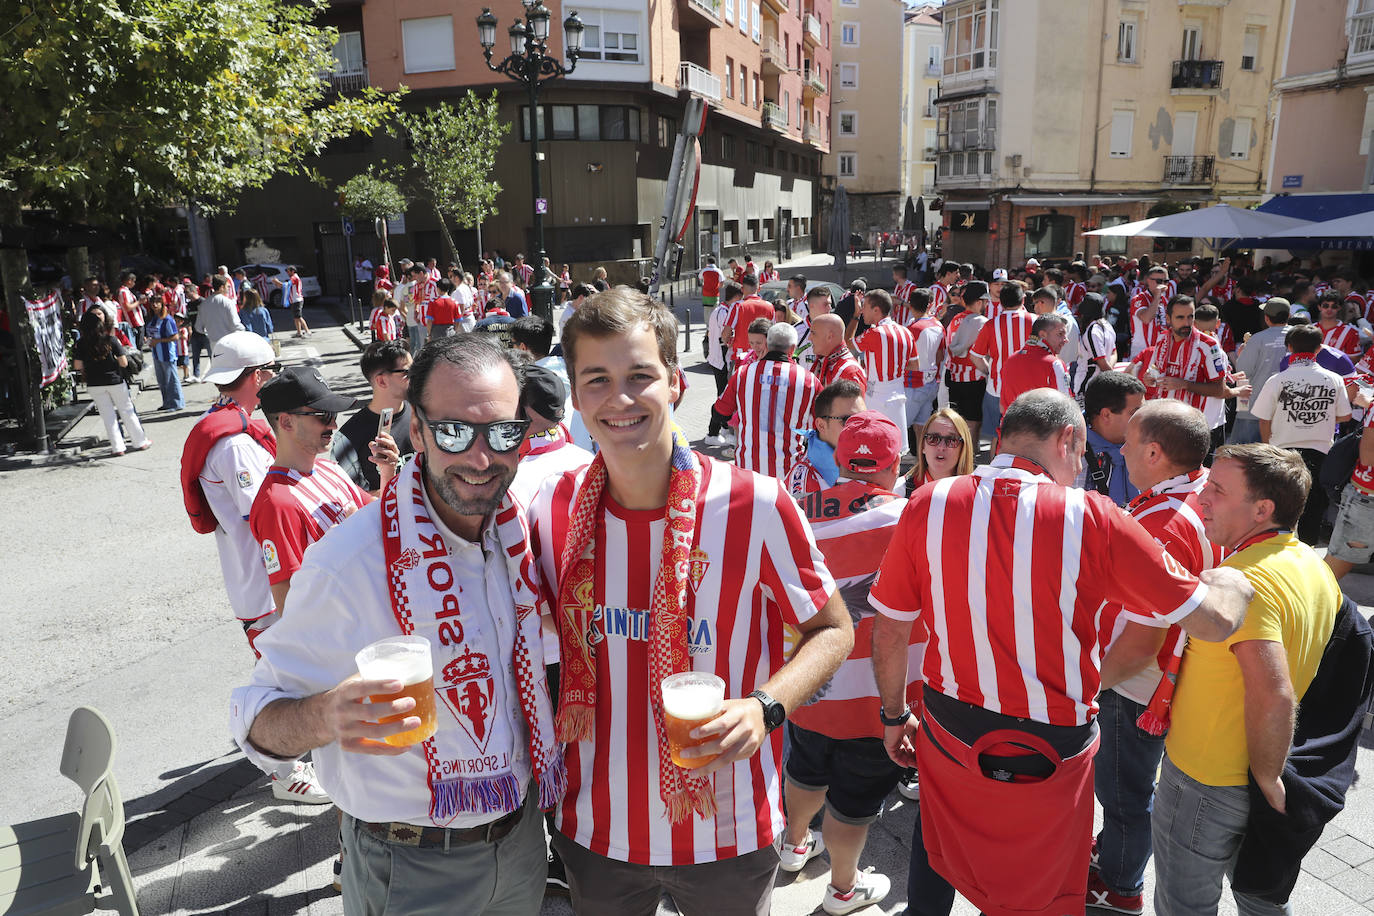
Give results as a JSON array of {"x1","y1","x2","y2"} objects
[{"x1": 1154, "y1": 443, "x2": 1339, "y2": 916}]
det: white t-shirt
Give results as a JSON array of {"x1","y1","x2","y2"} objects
[
  {"x1": 1250, "y1": 359, "x2": 1351, "y2": 453},
  {"x1": 707, "y1": 303, "x2": 730, "y2": 370},
  {"x1": 354, "y1": 259, "x2": 373, "y2": 283},
  {"x1": 200, "y1": 432, "x2": 275, "y2": 621},
  {"x1": 454, "y1": 282, "x2": 476, "y2": 331}
]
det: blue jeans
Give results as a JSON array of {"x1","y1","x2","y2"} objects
[
  {"x1": 907, "y1": 379, "x2": 940, "y2": 427},
  {"x1": 1093, "y1": 689, "x2": 1165, "y2": 896},
  {"x1": 407, "y1": 323, "x2": 425, "y2": 357},
  {"x1": 982, "y1": 390, "x2": 1004, "y2": 440},
  {"x1": 1152, "y1": 756, "x2": 1292, "y2": 916},
  {"x1": 153, "y1": 358, "x2": 184, "y2": 409},
  {"x1": 1228, "y1": 416, "x2": 1261, "y2": 444}
]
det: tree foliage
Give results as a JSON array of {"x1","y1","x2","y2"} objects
[
  {"x1": 339, "y1": 169, "x2": 407, "y2": 222},
  {"x1": 0, "y1": 0, "x2": 400, "y2": 216},
  {"x1": 394, "y1": 90, "x2": 509, "y2": 262}
]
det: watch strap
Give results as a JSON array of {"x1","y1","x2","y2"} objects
[{"x1": 879, "y1": 704, "x2": 912, "y2": 727}]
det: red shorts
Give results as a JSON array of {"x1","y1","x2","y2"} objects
[{"x1": 916, "y1": 708, "x2": 1098, "y2": 916}]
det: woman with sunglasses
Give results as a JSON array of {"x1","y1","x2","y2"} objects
[
  {"x1": 75, "y1": 306, "x2": 153, "y2": 455},
  {"x1": 903, "y1": 408, "x2": 974, "y2": 498}
]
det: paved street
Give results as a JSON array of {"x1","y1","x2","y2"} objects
[{"x1": 5, "y1": 286, "x2": 1374, "y2": 915}]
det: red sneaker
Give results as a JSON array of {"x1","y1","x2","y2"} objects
[{"x1": 1086, "y1": 871, "x2": 1143, "y2": 915}]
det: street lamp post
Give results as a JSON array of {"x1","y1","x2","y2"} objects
[{"x1": 477, "y1": 2, "x2": 584, "y2": 324}]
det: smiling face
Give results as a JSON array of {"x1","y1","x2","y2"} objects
[
  {"x1": 570, "y1": 324, "x2": 680, "y2": 465},
  {"x1": 411, "y1": 360, "x2": 521, "y2": 531}
]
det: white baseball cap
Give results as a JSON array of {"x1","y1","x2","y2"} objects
[
  {"x1": 201, "y1": 331, "x2": 277, "y2": 385},
  {"x1": 992, "y1": 268, "x2": 1009, "y2": 281},
  {"x1": 1026, "y1": 258, "x2": 1041, "y2": 268}
]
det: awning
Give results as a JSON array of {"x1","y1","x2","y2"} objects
[
  {"x1": 1000, "y1": 195, "x2": 1159, "y2": 207},
  {"x1": 1236, "y1": 192, "x2": 1374, "y2": 250}
]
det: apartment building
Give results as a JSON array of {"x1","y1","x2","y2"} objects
[
  {"x1": 206, "y1": 0, "x2": 833, "y2": 295},
  {"x1": 933, "y1": 0, "x2": 1285, "y2": 269},
  {"x1": 899, "y1": 4, "x2": 942, "y2": 236},
  {"x1": 1264, "y1": 0, "x2": 1374, "y2": 256},
  {"x1": 824, "y1": 0, "x2": 905, "y2": 235}
]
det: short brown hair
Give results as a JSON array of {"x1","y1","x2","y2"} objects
[
  {"x1": 864, "y1": 289, "x2": 893, "y2": 316},
  {"x1": 561, "y1": 286, "x2": 679, "y2": 384},
  {"x1": 1214, "y1": 443, "x2": 1311, "y2": 529},
  {"x1": 1133, "y1": 400, "x2": 1210, "y2": 471}
]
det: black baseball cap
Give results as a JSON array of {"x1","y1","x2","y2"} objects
[
  {"x1": 259, "y1": 366, "x2": 360, "y2": 415},
  {"x1": 521, "y1": 364, "x2": 567, "y2": 423}
]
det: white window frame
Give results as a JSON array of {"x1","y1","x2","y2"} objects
[
  {"x1": 1181, "y1": 23, "x2": 1202, "y2": 61},
  {"x1": 1109, "y1": 110, "x2": 1134, "y2": 158},
  {"x1": 401, "y1": 16, "x2": 455, "y2": 74},
  {"x1": 838, "y1": 62, "x2": 859, "y2": 89},
  {"x1": 838, "y1": 153, "x2": 857, "y2": 177},
  {"x1": 1098, "y1": 216, "x2": 1130, "y2": 255},
  {"x1": 575, "y1": 9, "x2": 643, "y2": 64},
  {"x1": 837, "y1": 110, "x2": 858, "y2": 137},
  {"x1": 723, "y1": 0, "x2": 734, "y2": 24},
  {"x1": 1353, "y1": 0, "x2": 1374, "y2": 61},
  {"x1": 725, "y1": 57, "x2": 735, "y2": 98},
  {"x1": 942, "y1": 0, "x2": 999, "y2": 76},
  {"x1": 1230, "y1": 116, "x2": 1252, "y2": 159},
  {"x1": 1241, "y1": 28, "x2": 1260, "y2": 71},
  {"x1": 840, "y1": 22, "x2": 859, "y2": 46},
  {"x1": 1117, "y1": 18, "x2": 1138, "y2": 64},
  {"x1": 751, "y1": 4, "x2": 761, "y2": 42},
  {"x1": 333, "y1": 31, "x2": 364, "y2": 73}
]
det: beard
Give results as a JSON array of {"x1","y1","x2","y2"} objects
[{"x1": 422, "y1": 453, "x2": 516, "y2": 518}]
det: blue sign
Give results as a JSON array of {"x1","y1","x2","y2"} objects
[
  {"x1": 1282, "y1": 175, "x2": 1303, "y2": 189},
  {"x1": 342, "y1": 217, "x2": 355, "y2": 236}
]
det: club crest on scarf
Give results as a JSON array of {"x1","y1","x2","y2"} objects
[
  {"x1": 441, "y1": 647, "x2": 496, "y2": 750},
  {"x1": 556, "y1": 424, "x2": 718, "y2": 824}
]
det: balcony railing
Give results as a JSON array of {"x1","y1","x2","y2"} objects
[
  {"x1": 803, "y1": 122, "x2": 821, "y2": 143},
  {"x1": 762, "y1": 36, "x2": 787, "y2": 71},
  {"x1": 762, "y1": 0, "x2": 789, "y2": 14},
  {"x1": 1162, "y1": 155, "x2": 1215, "y2": 184},
  {"x1": 677, "y1": 61, "x2": 722, "y2": 102},
  {"x1": 684, "y1": 0, "x2": 723, "y2": 25},
  {"x1": 923, "y1": 104, "x2": 937, "y2": 118},
  {"x1": 762, "y1": 101, "x2": 789, "y2": 131},
  {"x1": 924, "y1": 62, "x2": 941, "y2": 77},
  {"x1": 923, "y1": 147, "x2": 938, "y2": 161},
  {"x1": 802, "y1": 64, "x2": 826, "y2": 93},
  {"x1": 1171, "y1": 59, "x2": 1223, "y2": 89},
  {"x1": 327, "y1": 69, "x2": 369, "y2": 93},
  {"x1": 804, "y1": 12, "x2": 822, "y2": 43}
]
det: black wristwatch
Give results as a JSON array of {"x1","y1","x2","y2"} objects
[
  {"x1": 748, "y1": 690, "x2": 787, "y2": 733},
  {"x1": 879, "y1": 704, "x2": 912, "y2": 727}
]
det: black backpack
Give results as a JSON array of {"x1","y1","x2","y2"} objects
[{"x1": 1322, "y1": 425, "x2": 1363, "y2": 504}]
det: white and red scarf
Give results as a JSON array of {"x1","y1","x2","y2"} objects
[
  {"x1": 555, "y1": 425, "x2": 715, "y2": 824},
  {"x1": 382, "y1": 458, "x2": 565, "y2": 821}
]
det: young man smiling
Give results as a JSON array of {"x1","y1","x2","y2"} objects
[{"x1": 527, "y1": 287, "x2": 853, "y2": 916}]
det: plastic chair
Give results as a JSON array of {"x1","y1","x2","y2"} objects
[{"x1": 0, "y1": 707, "x2": 140, "y2": 915}]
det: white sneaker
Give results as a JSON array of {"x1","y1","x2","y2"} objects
[
  {"x1": 704, "y1": 434, "x2": 728, "y2": 447},
  {"x1": 823, "y1": 871, "x2": 891, "y2": 915},
  {"x1": 722, "y1": 429, "x2": 738, "y2": 444},
  {"x1": 778, "y1": 830, "x2": 826, "y2": 872},
  {"x1": 271, "y1": 760, "x2": 332, "y2": 804},
  {"x1": 897, "y1": 770, "x2": 920, "y2": 801}
]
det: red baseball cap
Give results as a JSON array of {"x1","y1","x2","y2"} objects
[{"x1": 834, "y1": 411, "x2": 902, "y2": 473}]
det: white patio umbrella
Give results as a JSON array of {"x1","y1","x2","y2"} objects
[
  {"x1": 1084, "y1": 203, "x2": 1312, "y2": 252},
  {"x1": 1264, "y1": 209, "x2": 1374, "y2": 239}
]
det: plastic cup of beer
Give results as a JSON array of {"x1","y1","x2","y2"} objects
[
  {"x1": 662, "y1": 672, "x2": 726, "y2": 769},
  {"x1": 355, "y1": 635, "x2": 437, "y2": 747}
]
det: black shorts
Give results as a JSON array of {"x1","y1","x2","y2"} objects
[
  {"x1": 784, "y1": 722, "x2": 902, "y2": 824},
  {"x1": 946, "y1": 376, "x2": 988, "y2": 423}
]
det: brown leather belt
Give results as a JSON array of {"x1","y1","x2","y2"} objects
[{"x1": 360, "y1": 806, "x2": 523, "y2": 848}]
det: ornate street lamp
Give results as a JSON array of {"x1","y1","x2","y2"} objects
[{"x1": 477, "y1": 5, "x2": 585, "y2": 323}]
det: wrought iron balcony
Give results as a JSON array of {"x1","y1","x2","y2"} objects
[
  {"x1": 1171, "y1": 59, "x2": 1223, "y2": 90},
  {"x1": 1162, "y1": 155, "x2": 1215, "y2": 184},
  {"x1": 327, "y1": 69, "x2": 369, "y2": 93}
]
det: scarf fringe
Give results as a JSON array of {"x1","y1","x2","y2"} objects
[
  {"x1": 537, "y1": 750, "x2": 569, "y2": 809},
  {"x1": 665, "y1": 784, "x2": 719, "y2": 825},
  {"x1": 555, "y1": 705, "x2": 595, "y2": 745},
  {"x1": 430, "y1": 772, "x2": 523, "y2": 820}
]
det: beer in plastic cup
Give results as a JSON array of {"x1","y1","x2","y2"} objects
[
  {"x1": 662, "y1": 672, "x2": 726, "y2": 769},
  {"x1": 355, "y1": 635, "x2": 438, "y2": 747}
]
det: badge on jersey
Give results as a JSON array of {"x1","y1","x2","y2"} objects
[
  {"x1": 688, "y1": 547, "x2": 710, "y2": 594},
  {"x1": 237, "y1": 470, "x2": 253, "y2": 489},
  {"x1": 262, "y1": 539, "x2": 281, "y2": 574}
]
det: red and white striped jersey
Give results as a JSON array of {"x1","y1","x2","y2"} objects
[
  {"x1": 969, "y1": 308, "x2": 1035, "y2": 397},
  {"x1": 812, "y1": 347, "x2": 868, "y2": 390},
  {"x1": 724, "y1": 296, "x2": 775, "y2": 348},
  {"x1": 1064, "y1": 282, "x2": 1087, "y2": 313},
  {"x1": 1344, "y1": 291, "x2": 1372, "y2": 324},
  {"x1": 890, "y1": 281, "x2": 919, "y2": 325},
  {"x1": 117, "y1": 287, "x2": 144, "y2": 327},
  {"x1": 1320, "y1": 321, "x2": 1362, "y2": 357},
  {"x1": 528, "y1": 455, "x2": 836, "y2": 866},
  {"x1": 856, "y1": 318, "x2": 915, "y2": 385},
  {"x1": 870, "y1": 454, "x2": 1209, "y2": 726},
  {"x1": 1148, "y1": 329, "x2": 1226, "y2": 411},
  {"x1": 1213, "y1": 275, "x2": 1237, "y2": 302},
  {"x1": 249, "y1": 458, "x2": 368, "y2": 588},
  {"x1": 929, "y1": 282, "x2": 951, "y2": 318},
  {"x1": 792, "y1": 479, "x2": 920, "y2": 740},
  {"x1": 1130, "y1": 293, "x2": 1167, "y2": 355},
  {"x1": 906, "y1": 317, "x2": 945, "y2": 388},
  {"x1": 713, "y1": 357, "x2": 821, "y2": 479},
  {"x1": 787, "y1": 456, "x2": 830, "y2": 498},
  {"x1": 514, "y1": 263, "x2": 535, "y2": 287},
  {"x1": 369, "y1": 308, "x2": 402, "y2": 341},
  {"x1": 943, "y1": 310, "x2": 987, "y2": 383}
]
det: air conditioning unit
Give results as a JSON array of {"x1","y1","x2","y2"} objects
[{"x1": 1004, "y1": 153, "x2": 1022, "y2": 168}]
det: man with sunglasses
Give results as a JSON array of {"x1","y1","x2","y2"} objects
[
  {"x1": 1315, "y1": 289, "x2": 1362, "y2": 358},
  {"x1": 526, "y1": 288, "x2": 851, "y2": 916},
  {"x1": 250, "y1": 366, "x2": 386, "y2": 612},
  {"x1": 232, "y1": 335, "x2": 561, "y2": 915},
  {"x1": 332, "y1": 340, "x2": 415, "y2": 495}
]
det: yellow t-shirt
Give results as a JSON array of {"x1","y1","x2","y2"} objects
[{"x1": 1165, "y1": 532, "x2": 1338, "y2": 787}]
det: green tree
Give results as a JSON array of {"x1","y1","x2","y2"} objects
[
  {"x1": 338, "y1": 170, "x2": 407, "y2": 223},
  {"x1": 0, "y1": 0, "x2": 398, "y2": 447},
  {"x1": 394, "y1": 90, "x2": 510, "y2": 270}
]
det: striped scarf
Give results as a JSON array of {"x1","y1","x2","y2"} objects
[{"x1": 555, "y1": 425, "x2": 715, "y2": 823}]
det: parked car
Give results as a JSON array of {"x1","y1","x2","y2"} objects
[{"x1": 234, "y1": 263, "x2": 322, "y2": 307}]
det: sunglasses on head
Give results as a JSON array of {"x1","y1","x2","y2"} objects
[{"x1": 415, "y1": 405, "x2": 530, "y2": 454}]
